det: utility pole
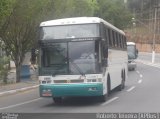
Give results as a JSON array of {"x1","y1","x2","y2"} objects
[
  {"x1": 152, "y1": 6, "x2": 158, "y2": 63},
  {"x1": 124, "y1": 0, "x2": 128, "y2": 9}
]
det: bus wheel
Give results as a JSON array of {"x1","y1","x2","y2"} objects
[
  {"x1": 53, "y1": 97, "x2": 62, "y2": 104},
  {"x1": 118, "y1": 70, "x2": 125, "y2": 91},
  {"x1": 122, "y1": 71, "x2": 126, "y2": 89},
  {"x1": 100, "y1": 94, "x2": 107, "y2": 102},
  {"x1": 100, "y1": 76, "x2": 110, "y2": 102}
]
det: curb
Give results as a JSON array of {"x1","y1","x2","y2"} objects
[{"x1": 0, "y1": 85, "x2": 39, "y2": 97}]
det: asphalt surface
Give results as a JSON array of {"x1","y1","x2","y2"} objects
[{"x1": 0, "y1": 62, "x2": 160, "y2": 114}]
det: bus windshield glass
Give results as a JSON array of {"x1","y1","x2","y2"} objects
[
  {"x1": 40, "y1": 24, "x2": 99, "y2": 39},
  {"x1": 127, "y1": 45, "x2": 136, "y2": 59},
  {"x1": 69, "y1": 41, "x2": 98, "y2": 75},
  {"x1": 41, "y1": 43, "x2": 68, "y2": 75},
  {"x1": 41, "y1": 41, "x2": 99, "y2": 75}
]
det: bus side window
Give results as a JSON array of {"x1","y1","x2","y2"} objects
[
  {"x1": 116, "y1": 32, "x2": 119, "y2": 48},
  {"x1": 105, "y1": 27, "x2": 109, "y2": 47},
  {"x1": 124, "y1": 36, "x2": 127, "y2": 49},
  {"x1": 100, "y1": 23, "x2": 106, "y2": 41},
  {"x1": 112, "y1": 30, "x2": 116, "y2": 48},
  {"x1": 119, "y1": 34, "x2": 123, "y2": 49},
  {"x1": 122, "y1": 36, "x2": 125, "y2": 49},
  {"x1": 122, "y1": 36, "x2": 127, "y2": 50},
  {"x1": 108, "y1": 29, "x2": 113, "y2": 47}
]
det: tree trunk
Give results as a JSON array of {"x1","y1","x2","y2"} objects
[{"x1": 15, "y1": 63, "x2": 21, "y2": 83}]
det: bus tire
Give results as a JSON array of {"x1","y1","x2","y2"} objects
[
  {"x1": 107, "y1": 75, "x2": 111, "y2": 95},
  {"x1": 100, "y1": 75, "x2": 110, "y2": 102},
  {"x1": 122, "y1": 70, "x2": 125, "y2": 89},
  {"x1": 53, "y1": 97, "x2": 62, "y2": 104},
  {"x1": 118, "y1": 70, "x2": 125, "y2": 91}
]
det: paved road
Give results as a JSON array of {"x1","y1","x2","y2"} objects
[{"x1": 0, "y1": 62, "x2": 160, "y2": 115}]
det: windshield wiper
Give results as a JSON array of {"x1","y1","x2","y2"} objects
[{"x1": 67, "y1": 58, "x2": 85, "y2": 76}]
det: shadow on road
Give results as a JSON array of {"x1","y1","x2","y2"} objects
[{"x1": 43, "y1": 88, "x2": 120, "y2": 107}]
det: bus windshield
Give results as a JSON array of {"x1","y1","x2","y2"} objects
[
  {"x1": 69, "y1": 41, "x2": 98, "y2": 75},
  {"x1": 41, "y1": 41, "x2": 99, "y2": 75},
  {"x1": 41, "y1": 43, "x2": 68, "y2": 75},
  {"x1": 127, "y1": 45, "x2": 136, "y2": 59},
  {"x1": 40, "y1": 24, "x2": 99, "y2": 39}
]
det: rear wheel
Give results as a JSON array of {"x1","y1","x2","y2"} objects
[{"x1": 53, "y1": 97, "x2": 62, "y2": 104}]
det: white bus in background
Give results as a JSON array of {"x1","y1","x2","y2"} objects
[
  {"x1": 38, "y1": 17, "x2": 128, "y2": 103},
  {"x1": 127, "y1": 42, "x2": 138, "y2": 71}
]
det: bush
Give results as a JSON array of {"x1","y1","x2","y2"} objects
[{"x1": 0, "y1": 56, "x2": 10, "y2": 84}]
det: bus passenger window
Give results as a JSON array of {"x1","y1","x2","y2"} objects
[
  {"x1": 112, "y1": 30, "x2": 116, "y2": 47},
  {"x1": 108, "y1": 29, "x2": 112, "y2": 47}
]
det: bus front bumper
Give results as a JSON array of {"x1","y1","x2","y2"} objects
[{"x1": 39, "y1": 83, "x2": 103, "y2": 97}]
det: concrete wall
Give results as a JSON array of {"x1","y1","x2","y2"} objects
[{"x1": 136, "y1": 43, "x2": 160, "y2": 53}]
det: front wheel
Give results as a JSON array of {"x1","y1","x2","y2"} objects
[
  {"x1": 53, "y1": 97, "x2": 62, "y2": 104},
  {"x1": 100, "y1": 76, "x2": 111, "y2": 102}
]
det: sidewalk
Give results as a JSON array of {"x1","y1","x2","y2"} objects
[
  {"x1": 0, "y1": 68, "x2": 39, "y2": 97},
  {"x1": 137, "y1": 59, "x2": 160, "y2": 67},
  {"x1": 136, "y1": 52, "x2": 160, "y2": 68}
]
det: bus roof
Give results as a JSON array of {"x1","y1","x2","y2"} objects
[
  {"x1": 127, "y1": 42, "x2": 136, "y2": 45},
  {"x1": 40, "y1": 17, "x2": 125, "y2": 35}
]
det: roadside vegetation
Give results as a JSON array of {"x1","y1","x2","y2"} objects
[
  {"x1": 0, "y1": 0, "x2": 132, "y2": 83},
  {"x1": 0, "y1": 56, "x2": 10, "y2": 84},
  {"x1": 126, "y1": 0, "x2": 160, "y2": 44}
]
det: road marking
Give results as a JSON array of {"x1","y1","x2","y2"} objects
[
  {"x1": 0, "y1": 85, "x2": 39, "y2": 97},
  {"x1": 138, "y1": 79, "x2": 142, "y2": 84},
  {"x1": 140, "y1": 74, "x2": 143, "y2": 78},
  {"x1": 101, "y1": 97, "x2": 119, "y2": 106},
  {"x1": 127, "y1": 86, "x2": 135, "y2": 92},
  {"x1": 0, "y1": 98, "x2": 42, "y2": 110}
]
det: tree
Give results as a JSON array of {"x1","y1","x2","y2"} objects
[
  {"x1": 95, "y1": 0, "x2": 132, "y2": 29},
  {"x1": 0, "y1": 0, "x2": 132, "y2": 83},
  {"x1": 44, "y1": 0, "x2": 97, "y2": 20},
  {"x1": 0, "y1": 0, "x2": 51, "y2": 82},
  {"x1": 0, "y1": 0, "x2": 16, "y2": 26}
]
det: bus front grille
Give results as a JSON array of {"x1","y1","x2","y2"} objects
[{"x1": 54, "y1": 79, "x2": 84, "y2": 83}]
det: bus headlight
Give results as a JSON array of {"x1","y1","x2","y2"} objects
[
  {"x1": 87, "y1": 79, "x2": 97, "y2": 82},
  {"x1": 41, "y1": 77, "x2": 52, "y2": 84},
  {"x1": 97, "y1": 78, "x2": 102, "y2": 82},
  {"x1": 87, "y1": 79, "x2": 103, "y2": 82}
]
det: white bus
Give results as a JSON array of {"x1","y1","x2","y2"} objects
[
  {"x1": 127, "y1": 42, "x2": 138, "y2": 70},
  {"x1": 38, "y1": 17, "x2": 128, "y2": 103}
]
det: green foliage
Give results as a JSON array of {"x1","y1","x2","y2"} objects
[
  {"x1": 0, "y1": 0, "x2": 16, "y2": 26},
  {"x1": 95, "y1": 0, "x2": 132, "y2": 29},
  {"x1": 44, "y1": 0, "x2": 96, "y2": 20},
  {"x1": 0, "y1": 56, "x2": 10, "y2": 83},
  {"x1": 0, "y1": 0, "x2": 132, "y2": 82}
]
